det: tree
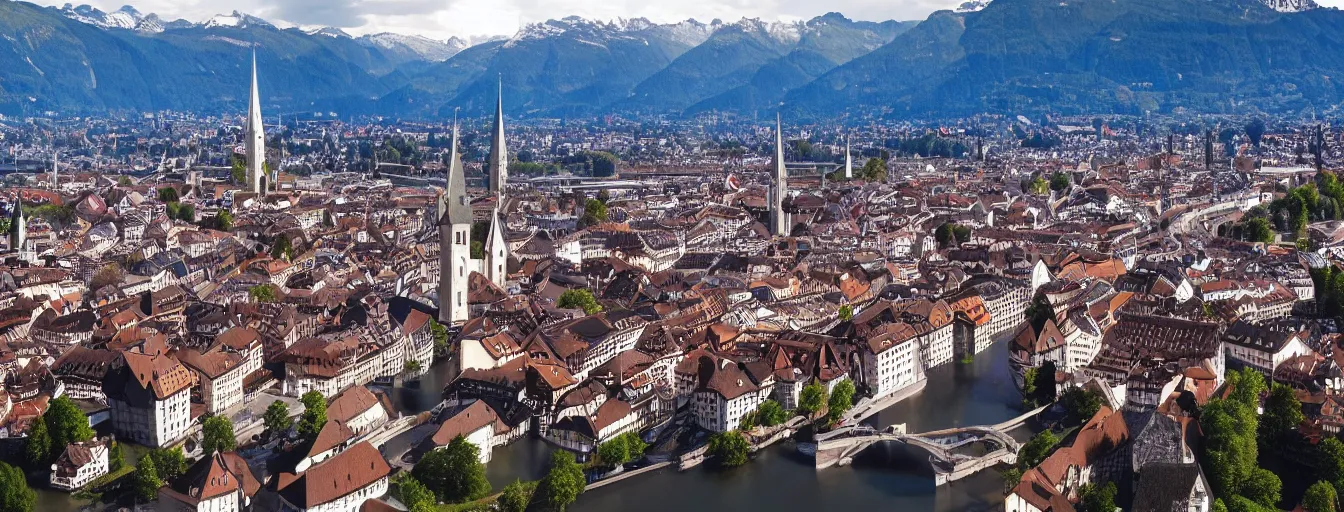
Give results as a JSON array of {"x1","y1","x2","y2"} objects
[
  {"x1": 470, "y1": 240, "x2": 485, "y2": 260},
  {"x1": 1018, "y1": 430, "x2": 1059, "y2": 468},
  {"x1": 1304, "y1": 481, "x2": 1337, "y2": 512},
  {"x1": 861, "y1": 157, "x2": 887, "y2": 182},
  {"x1": 44, "y1": 396, "x2": 94, "y2": 458},
  {"x1": 429, "y1": 319, "x2": 449, "y2": 354},
  {"x1": 176, "y1": 203, "x2": 195, "y2": 222},
  {"x1": 498, "y1": 480, "x2": 534, "y2": 512},
  {"x1": 1077, "y1": 481, "x2": 1117, "y2": 512},
  {"x1": 1049, "y1": 172, "x2": 1071, "y2": 192},
  {"x1": 166, "y1": 202, "x2": 181, "y2": 221},
  {"x1": 249, "y1": 284, "x2": 279, "y2": 303},
  {"x1": 1246, "y1": 118, "x2": 1267, "y2": 149},
  {"x1": 708, "y1": 431, "x2": 750, "y2": 467},
  {"x1": 755, "y1": 400, "x2": 787, "y2": 427},
  {"x1": 0, "y1": 462, "x2": 33, "y2": 512},
  {"x1": 828, "y1": 380, "x2": 856, "y2": 423},
  {"x1": 598, "y1": 436, "x2": 632, "y2": 468},
  {"x1": 134, "y1": 455, "x2": 163, "y2": 503},
  {"x1": 24, "y1": 417, "x2": 50, "y2": 466},
  {"x1": 212, "y1": 210, "x2": 234, "y2": 231},
  {"x1": 838, "y1": 305, "x2": 853, "y2": 322},
  {"x1": 90, "y1": 262, "x2": 125, "y2": 290},
  {"x1": 263, "y1": 401, "x2": 293, "y2": 440},
  {"x1": 580, "y1": 198, "x2": 609, "y2": 227},
  {"x1": 298, "y1": 392, "x2": 327, "y2": 441},
  {"x1": 413, "y1": 435, "x2": 490, "y2": 503},
  {"x1": 395, "y1": 474, "x2": 437, "y2": 512},
  {"x1": 231, "y1": 156, "x2": 247, "y2": 184},
  {"x1": 202, "y1": 415, "x2": 237, "y2": 455},
  {"x1": 1060, "y1": 387, "x2": 1103, "y2": 424},
  {"x1": 557, "y1": 289, "x2": 602, "y2": 315},
  {"x1": 798, "y1": 382, "x2": 828, "y2": 417},
  {"x1": 158, "y1": 186, "x2": 179, "y2": 203},
  {"x1": 271, "y1": 235, "x2": 293, "y2": 261},
  {"x1": 117, "y1": 176, "x2": 133, "y2": 186},
  {"x1": 1259, "y1": 383, "x2": 1304, "y2": 447},
  {"x1": 1241, "y1": 467, "x2": 1282, "y2": 508},
  {"x1": 589, "y1": 152, "x2": 619, "y2": 177},
  {"x1": 1320, "y1": 437, "x2": 1344, "y2": 491},
  {"x1": 1021, "y1": 367, "x2": 1039, "y2": 407},
  {"x1": 108, "y1": 441, "x2": 126, "y2": 472},
  {"x1": 149, "y1": 447, "x2": 187, "y2": 481},
  {"x1": 537, "y1": 450, "x2": 586, "y2": 511}
]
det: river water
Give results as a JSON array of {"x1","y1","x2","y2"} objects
[{"x1": 392, "y1": 337, "x2": 1033, "y2": 512}]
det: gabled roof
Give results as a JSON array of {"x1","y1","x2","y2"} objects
[{"x1": 277, "y1": 442, "x2": 390, "y2": 508}]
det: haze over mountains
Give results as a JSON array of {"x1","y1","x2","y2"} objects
[{"x1": 1, "y1": 0, "x2": 1342, "y2": 120}]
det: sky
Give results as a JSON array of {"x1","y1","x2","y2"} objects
[{"x1": 34, "y1": 0, "x2": 1344, "y2": 42}]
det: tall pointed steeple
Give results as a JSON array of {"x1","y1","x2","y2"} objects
[
  {"x1": 844, "y1": 134, "x2": 852, "y2": 180},
  {"x1": 438, "y1": 120, "x2": 472, "y2": 324},
  {"x1": 51, "y1": 152, "x2": 57, "y2": 192},
  {"x1": 488, "y1": 77, "x2": 508, "y2": 199},
  {"x1": 8, "y1": 199, "x2": 24, "y2": 255},
  {"x1": 245, "y1": 48, "x2": 266, "y2": 195},
  {"x1": 770, "y1": 114, "x2": 788, "y2": 237},
  {"x1": 485, "y1": 207, "x2": 508, "y2": 288}
]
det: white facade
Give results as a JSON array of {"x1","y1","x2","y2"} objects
[
  {"x1": 49, "y1": 443, "x2": 109, "y2": 491},
  {"x1": 866, "y1": 339, "x2": 923, "y2": 400},
  {"x1": 110, "y1": 387, "x2": 190, "y2": 447}
]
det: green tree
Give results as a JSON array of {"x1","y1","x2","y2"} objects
[
  {"x1": 271, "y1": 235, "x2": 293, "y2": 261},
  {"x1": 263, "y1": 401, "x2": 293, "y2": 440},
  {"x1": 1259, "y1": 383, "x2": 1304, "y2": 447},
  {"x1": 0, "y1": 462, "x2": 33, "y2": 512},
  {"x1": 176, "y1": 203, "x2": 195, "y2": 222},
  {"x1": 117, "y1": 176, "x2": 133, "y2": 186},
  {"x1": 580, "y1": 198, "x2": 609, "y2": 227},
  {"x1": 108, "y1": 441, "x2": 126, "y2": 472},
  {"x1": 557, "y1": 289, "x2": 602, "y2": 315},
  {"x1": 1241, "y1": 467, "x2": 1282, "y2": 508},
  {"x1": 297, "y1": 392, "x2": 327, "y2": 441},
  {"x1": 827, "y1": 380, "x2": 856, "y2": 423},
  {"x1": 838, "y1": 305, "x2": 853, "y2": 322},
  {"x1": 537, "y1": 450, "x2": 586, "y2": 511},
  {"x1": 212, "y1": 210, "x2": 234, "y2": 231},
  {"x1": 1021, "y1": 367, "x2": 1039, "y2": 407},
  {"x1": 1320, "y1": 437, "x2": 1344, "y2": 491},
  {"x1": 1304, "y1": 481, "x2": 1337, "y2": 512},
  {"x1": 231, "y1": 156, "x2": 247, "y2": 184},
  {"x1": 708, "y1": 431, "x2": 750, "y2": 467},
  {"x1": 249, "y1": 284, "x2": 279, "y2": 303},
  {"x1": 497, "y1": 480, "x2": 534, "y2": 512},
  {"x1": 413, "y1": 435, "x2": 490, "y2": 503},
  {"x1": 798, "y1": 382, "x2": 828, "y2": 417},
  {"x1": 589, "y1": 151, "x2": 619, "y2": 177},
  {"x1": 1059, "y1": 387, "x2": 1103, "y2": 424},
  {"x1": 134, "y1": 455, "x2": 163, "y2": 503},
  {"x1": 429, "y1": 319, "x2": 449, "y2": 354},
  {"x1": 201, "y1": 415, "x2": 237, "y2": 455},
  {"x1": 166, "y1": 202, "x2": 181, "y2": 220},
  {"x1": 754, "y1": 400, "x2": 787, "y2": 427},
  {"x1": 395, "y1": 474, "x2": 437, "y2": 512},
  {"x1": 158, "y1": 186, "x2": 179, "y2": 203},
  {"x1": 1078, "y1": 481, "x2": 1117, "y2": 512},
  {"x1": 24, "y1": 416, "x2": 51, "y2": 466},
  {"x1": 1049, "y1": 172, "x2": 1071, "y2": 192},
  {"x1": 149, "y1": 447, "x2": 187, "y2": 481},
  {"x1": 861, "y1": 158, "x2": 887, "y2": 182},
  {"x1": 597, "y1": 436, "x2": 631, "y2": 468},
  {"x1": 45, "y1": 396, "x2": 95, "y2": 458},
  {"x1": 1018, "y1": 430, "x2": 1059, "y2": 468}
]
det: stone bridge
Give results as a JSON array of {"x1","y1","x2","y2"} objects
[{"x1": 813, "y1": 405, "x2": 1046, "y2": 486}]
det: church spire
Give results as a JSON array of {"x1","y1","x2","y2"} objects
[
  {"x1": 488, "y1": 77, "x2": 508, "y2": 199},
  {"x1": 485, "y1": 206, "x2": 508, "y2": 288},
  {"x1": 9, "y1": 198, "x2": 24, "y2": 255},
  {"x1": 245, "y1": 47, "x2": 266, "y2": 195},
  {"x1": 438, "y1": 116, "x2": 472, "y2": 324},
  {"x1": 771, "y1": 113, "x2": 788, "y2": 237},
  {"x1": 844, "y1": 134, "x2": 852, "y2": 180}
]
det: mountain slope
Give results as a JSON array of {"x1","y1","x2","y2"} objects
[{"x1": 785, "y1": 0, "x2": 1344, "y2": 118}]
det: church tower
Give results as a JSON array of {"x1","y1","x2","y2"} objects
[
  {"x1": 9, "y1": 200, "x2": 24, "y2": 256},
  {"x1": 488, "y1": 79, "x2": 508, "y2": 198},
  {"x1": 770, "y1": 114, "x2": 789, "y2": 237},
  {"x1": 485, "y1": 207, "x2": 508, "y2": 288},
  {"x1": 438, "y1": 122, "x2": 473, "y2": 324},
  {"x1": 245, "y1": 49, "x2": 266, "y2": 195},
  {"x1": 844, "y1": 135, "x2": 852, "y2": 180}
]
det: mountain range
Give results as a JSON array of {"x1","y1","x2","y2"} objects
[{"x1": 1, "y1": 0, "x2": 1342, "y2": 120}]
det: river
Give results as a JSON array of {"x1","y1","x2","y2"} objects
[{"x1": 391, "y1": 336, "x2": 1035, "y2": 512}]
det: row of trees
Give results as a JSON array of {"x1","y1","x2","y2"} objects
[
  {"x1": 1202, "y1": 368, "x2": 1282, "y2": 511},
  {"x1": 402, "y1": 435, "x2": 586, "y2": 511},
  {"x1": 134, "y1": 447, "x2": 188, "y2": 503}
]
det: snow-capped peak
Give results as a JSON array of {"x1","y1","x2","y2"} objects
[
  {"x1": 728, "y1": 18, "x2": 803, "y2": 45},
  {"x1": 1260, "y1": 0, "x2": 1319, "y2": 12},
  {"x1": 202, "y1": 11, "x2": 273, "y2": 29},
  {"x1": 358, "y1": 33, "x2": 467, "y2": 62},
  {"x1": 305, "y1": 26, "x2": 353, "y2": 38},
  {"x1": 954, "y1": 0, "x2": 992, "y2": 13},
  {"x1": 58, "y1": 3, "x2": 144, "y2": 30}
]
